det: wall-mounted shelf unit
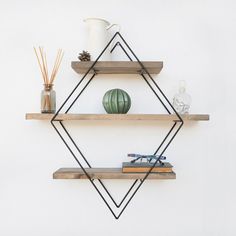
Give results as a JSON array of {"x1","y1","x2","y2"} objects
[
  {"x1": 71, "y1": 61, "x2": 163, "y2": 74},
  {"x1": 27, "y1": 31, "x2": 210, "y2": 219},
  {"x1": 53, "y1": 168, "x2": 176, "y2": 179},
  {"x1": 25, "y1": 113, "x2": 209, "y2": 121}
]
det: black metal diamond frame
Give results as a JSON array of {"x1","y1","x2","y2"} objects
[{"x1": 51, "y1": 32, "x2": 184, "y2": 219}]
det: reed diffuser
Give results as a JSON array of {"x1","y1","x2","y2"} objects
[{"x1": 34, "y1": 47, "x2": 64, "y2": 113}]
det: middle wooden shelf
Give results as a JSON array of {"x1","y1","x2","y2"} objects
[{"x1": 25, "y1": 113, "x2": 210, "y2": 121}]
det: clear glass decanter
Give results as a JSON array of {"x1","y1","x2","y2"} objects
[{"x1": 172, "y1": 80, "x2": 191, "y2": 114}]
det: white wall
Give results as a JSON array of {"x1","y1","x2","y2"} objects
[{"x1": 0, "y1": 0, "x2": 235, "y2": 235}]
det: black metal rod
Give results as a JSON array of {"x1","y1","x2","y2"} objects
[
  {"x1": 117, "y1": 32, "x2": 184, "y2": 123},
  {"x1": 116, "y1": 122, "x2": 183, "y2": 219},
  {"x1": 50, "y1": 31, "x2": 184, "y2": 220},
  {"x1": 59, "y1": 121, "x2": 91, "y2": 168},
  {"x1": 60, "y1": 116, "x2": 139, "y2": 209},
  {"x1": 59, "y1": 120, "x2": 126, "y2": 208},
  {"x1": 51, "y1": 32, "x2": 120, "y2": 122},
  {"x1": 51, "y1": 121, "x2": 120, "y2": 219},
  {"x1": 51, "y1": 76, "x2": 85, "y2": 121},
  {"x1": 140, "y1": 74, "x2": 171, "y2": 114},
  {"x1": 110, "y1": 42, "x2": 119, "y2": 53},
  {"x1": 57, "y1": 72, "x2": 139, "y2": 209},
  {"x1": 109, "y1": 33, "x2": 184, "y2": 218},
  {"x1": 153, "y1": 122, "x2": 177, "y2": 155},
  {"x1": 65, "y1": 73, "x2": 95, "y2": 113},
  {"x1": 110, "y1": 42, "x2": 133, "y2": 61},
  {"x1": 98, "y1": 179, "x2": 138, "y2": 208},
  {"x1": 147, "y1": 76, "x2": 184, "y2": 123},
  {"x1": 51, "y1": 33, "x2": 142, "y2": 212}
]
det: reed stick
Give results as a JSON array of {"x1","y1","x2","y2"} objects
[
  {"x1": 34, "y1": 47, "x2": 46, "y2": 84},
  {"x1": 50, "y1": 49, "x2": 60, "y2": 83},
  {"x1": 39, "y1": 47, "x2": 48, "y2": 84},
  {"x1": 50, "y1": 50, "x2": 64, "y2": 85},
  {"x1": 44, "y1": 52, "x2": 49, "y2": 85},
  {"x1": 34, "y1": 47, "x2": 64, "y2": 86},
  {"x1": 50, "y1": 49, "x2": 62, "y2": 84}
]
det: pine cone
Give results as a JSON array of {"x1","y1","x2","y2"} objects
[{"x1": 78, "y1": 51, "x2": 91, "y2": 61}]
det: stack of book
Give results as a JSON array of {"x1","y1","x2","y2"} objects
[{"x1": 122, "y1": 162, "x2": 173, "y2": 173}]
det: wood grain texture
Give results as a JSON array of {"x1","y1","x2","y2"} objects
[
  {"x1": 25, "y1": 113, "x2": 210, "y2": 121},
  {"x1": 53, "y1": 168, "x2": 176, "y2": 179},
  {"x1": 71, "y1": 61, "x2": 163, "y2": 74}
]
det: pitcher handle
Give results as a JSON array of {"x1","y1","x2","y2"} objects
[{"x1": 106, "y1": 23, "x2": 121, "y2": 32}]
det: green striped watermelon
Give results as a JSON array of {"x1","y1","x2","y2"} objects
[{"x1": 102, "y1": 89, "x2": 131, "y2": 114}]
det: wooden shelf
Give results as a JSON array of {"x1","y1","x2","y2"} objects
[
  {"x1": 53, "y1": 168, "x2": 176, "y2": 179},
  {"x1": 71, "y1": 61, "x2": 163, "y2": 74},
  {"x1": 25, "y1": 113, "x2": 210, "y2": 121}
]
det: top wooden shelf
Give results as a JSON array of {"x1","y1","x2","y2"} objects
[{"x1": 71, "y1": 61, "x2": 163, "y2": 74}]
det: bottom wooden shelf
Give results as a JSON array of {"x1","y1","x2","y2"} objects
[{"x1": 53, "y1": 168, "x2": 176, "y2": 179}]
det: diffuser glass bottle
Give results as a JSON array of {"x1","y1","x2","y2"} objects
[
  {"x1": 41, "y1": 84, "x2": 56, "y2": 113},
  {"x1": 34, "y1": 47, "x2": 63, "y2": 114}
]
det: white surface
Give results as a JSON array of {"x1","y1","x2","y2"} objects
[
  {"x1": 84, "y1": 17, "x2": 113, "y2": 60},
  {"x1": 0, "y1": 0, "x2": 235, "y2": 235}
]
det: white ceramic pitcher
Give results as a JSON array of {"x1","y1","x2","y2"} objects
[{"x1": 84, "y1": 18, "x2": 120, "y2": 61}]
